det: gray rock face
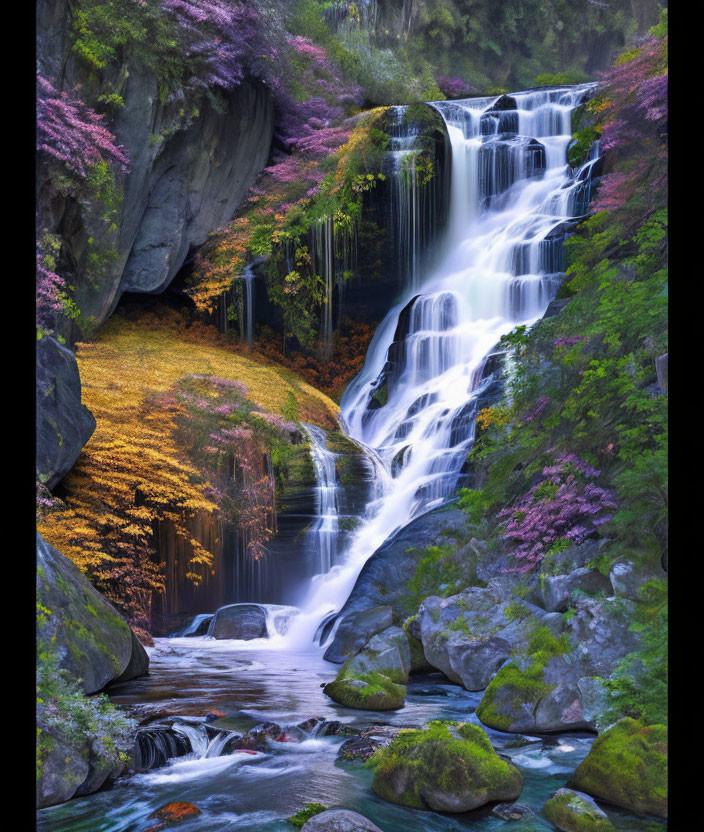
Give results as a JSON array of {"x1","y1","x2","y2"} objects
[
  {"x1": 609, "y1": 559, "x2": 664, "y2": 600},
  {"x1": 36, "y1": 336, "x2": 96, "y2": 490},
  {"x1": 531, "y1": 567, "x2": 612, "y2": 613},
  {"x1": 37, "y1": 0, "x2": 274, "y2": 332},
  {"x1": 324, "y1": 606, "x2": 393, "y2": 664},
  {"x1": 419, "y1": 589, "x2": 541, "y2": 691},
  {"x1": 332, "y1": 505, "x2": 468, "y2": 624},
  {"x1": 208, "y1": 604, "x2": 268, "y2": 640},
  {"x1": 342, "y1": 626, "x2": 411, "y2": 683},
  {"x1": 37, "y1": 534, "x2": 148, "y2": 694},
  {"x1": 37, "y1": 741, "x2": 90, "y2": 810},
  {"x1": 302, "y1": 809, "x2": 384, "y2": 832}
]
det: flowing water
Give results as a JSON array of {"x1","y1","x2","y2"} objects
[{"x1": 38, "y1": 87, "x2": 663, "y2": 831}]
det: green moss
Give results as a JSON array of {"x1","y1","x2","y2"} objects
[
  {"x1": 323, "y1": 671, "x2": 406, "y2": 711},
  {"x1": 543, "y1": 790, "x2": 615, "y2": 832},
  {"x1": 476, "y1": 625, "x2": 569, "y2": 731},
  {"x1": 367, "y1": 721, "x2": 522, "y2": 811},
  {"x1": 570, "y1": 718, "x2": 667, "y2": 819},
  {"x1": 286, "y1": 803, "x2": 327, "y2": 828},
  {"x1": 567, "y1": 126, "x2": 600, "y2": 169}
]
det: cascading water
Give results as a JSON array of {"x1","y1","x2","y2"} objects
[
  {"x1": 301, "y1": 424, "x2": 341, "y2": 574},
  {"x1": 285, "y1": 84, "x2": 601, "y2": 644}
]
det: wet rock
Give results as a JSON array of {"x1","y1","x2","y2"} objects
[
  {"x1": 36, "y1": 336, "x2": 95, "y2": 490},
  {"x1": 323, "y1": 606, "x2": 393, "y2": 663},
  {"x1": 301, "y1": 809, "x2": 384, "y2": 832},
  {"x1": 570, "y1": 718, "x2": 667, "y2": 818},
  {"x1": 37, "y1": 534, "x2": 148, "y2": 694},
  {"x1": 492, "y1": 802, "x2": 534, "y2": 820},
  {"x1": 150, "y1": 802, "x2": 202, "y2": 826},
  {"x1": 341, "y1": 626, "x2": 411, "y2": 683},
  {"x1": 310, "y1": 720, "x2": 361, "y2": 738},
  {"x1": 332, "y1": 506, "x2": 469, "y2": 625},
  {"x1": 338, "y1": 734, "x2": 394, "y2": 762},
  {"x1": 323, "y1": 672, "x2": 406, "y2": 711},
  {"x1": 542, "y1": 789, "x2": 614, "y2": 831},
  {"x1": 370, "y1": 722, "x2": 523, "y2": 812},
  {"x1": 208, "y1": 603, "x2": 268, "y2": 640}
]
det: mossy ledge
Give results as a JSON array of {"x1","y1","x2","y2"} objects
[{"x1": 542, "y1": 788, "x2": 615, "y2": 832}]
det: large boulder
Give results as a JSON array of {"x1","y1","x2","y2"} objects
[
  {"x1": 369, "y1": 722, "x2": 523, "y2": 812},
  {"x1": 36, "y1": 336, "x2": 95, "y2": 490},
  {"x1": 301, "y1": 809, "x2": 384, "y2": 832},
  {"x1": 323, "y1": 605, "x2": 393, "y2": 664},
  {"x1": 418, "y1": 589, "x2": 545, "y2": 691},
  {"x1": 542, "y1": 789, "x2": 615, "y2": 832},
  {"x1": 207, "y1": 604, "x2": 268, "y2": 640},
  {"x1": 341, "y1": 626, "x2": 411, "y2": 684},
  {"x1": 476, "y1": 652, "x2": 592, "y2": 734},
  {"x1": 570, "y1": 719, "x2": 668, "y2": 818},
  {"x1": 36, "y1": 534, "x2": 148, "y2": 694},
  {"x1": 327, "y1": 505, "x2": 469, "y2": 633}
]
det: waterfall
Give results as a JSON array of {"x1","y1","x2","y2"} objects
[
  {"x1": 283, "y1": 84, "x2": 600, "y2": 645},
  {"x1": 242, "y1": 265, "x2": 255, "y2": 346},
  {"x1": 302, "y1": 424, "x2": 341, "y2": 574}
]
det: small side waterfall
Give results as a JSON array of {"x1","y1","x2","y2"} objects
[
  {"x1": 241, "y1": 265, "x2": 255, "y2": 346},
  {"x1": 302, "y1": 424, "x2": 341, "y2": 574}
]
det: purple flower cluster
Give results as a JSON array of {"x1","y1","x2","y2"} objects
[
  {"x1": 499, "y1": 453, "x2": 616, "y2": 572},
  {"x1": 36, "y1": 76, "x2": 129, "y2": 178},
  {"x1": 36, "y1": 249, "x2": 67, "y2": 330},
  {"x1": 161, "y1": 0, "x2": 276, "y2": 91},
  {"x1": 436, "y1": 75, "x2": 477, "y2": 99}
]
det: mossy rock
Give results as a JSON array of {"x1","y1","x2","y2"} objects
[
  {"x1": 542, "y1": 788, "x2": 615, "y2": 831},
  {"x1": 323, "y1": 672, "x2": 406, "y2": 711},
  {"x1": 368, "y1": 721, "x2": 523, "y2": 812},
  {"x1": 476, "y1": 660, "x2": 553, "y2": 732},
  {"x1": 570, "y1": 718, "x2": 667, "y2": 818}
]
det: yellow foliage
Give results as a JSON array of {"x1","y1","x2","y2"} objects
[{"x1": 38, "y1": 314, "x2": 339, "y2": 628}]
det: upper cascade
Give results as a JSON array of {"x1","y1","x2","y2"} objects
[{"x1": 282, "y1": 85, "x2": 601, "y2": 646}]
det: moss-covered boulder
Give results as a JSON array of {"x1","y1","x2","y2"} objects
[
  {"x1": 570, "y1": 719, "x2": 667, "y2": 818},
  {"x1": 323, "y1": 671, "x2": 406, "y2": 711},
  {"x1": 368, "y1": 721, "x2": 523, "y2": 812},
  {"x1": 341, "y1": 626, "x2": 411, "y2": 683},
  {"x1": 542, "y1": 788, "x2": 615, "y2": 831},
  {"x1": 37, "y1": 534, "x2": 148, "y2": 694},
  {"x1": 475, "y1": 628, "x2": 592, "y2": 733}
]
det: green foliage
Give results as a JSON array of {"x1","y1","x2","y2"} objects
[
  {"x1": 71, "y1": 0, "x2": 185, "y2": 92},
  {"x1": 36, "y1": 625, "x2": 135, "y2": 781},
  {"x1": 602, "y1": 580, "x2": 667, "y2": 725},
  {"x1": 534, "y1": 71, "x2": 589, "y2": 87},
  {"x1": 286, "y1": 803, "x2": 327, "y2": 829}
]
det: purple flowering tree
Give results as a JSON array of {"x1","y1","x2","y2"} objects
[{"x1": 499, "y1": 452, "x2": 616, "y2": 572}]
